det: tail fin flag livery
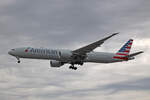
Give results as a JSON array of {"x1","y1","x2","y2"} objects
[{"x1": 113, "y1": 39, "x2": 133, "y2": 60}]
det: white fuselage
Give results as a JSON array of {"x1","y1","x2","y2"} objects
[{"x1": 8, "y1": 47, "x2": 123, "y2": 63}]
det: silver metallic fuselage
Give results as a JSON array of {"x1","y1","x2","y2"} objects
[{"x1": 8, "y1": 47, "x2": 123, "y2": 63}]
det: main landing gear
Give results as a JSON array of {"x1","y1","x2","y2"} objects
[
  {"x1": 69, "y1": 64, "x2": 77, "y2": 70},
  {"x1": 68, "y1": 61, "x2": 84, "y2": 70}
]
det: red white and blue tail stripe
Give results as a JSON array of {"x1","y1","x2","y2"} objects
[{"x1": 113, "y1": 39, "x2": 133, "y2": 60}]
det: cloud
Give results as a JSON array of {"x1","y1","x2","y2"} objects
[
  {"x1": 0, "y1": 0, "x2": 150, "y2": 100},
  {"x1": 101, "y1": 77, "x2": 150, "y2": 94}
]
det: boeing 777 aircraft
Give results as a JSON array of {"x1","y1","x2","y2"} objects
[{"x1": 8, "y1": 33, "x2": 143, "y2": 70}]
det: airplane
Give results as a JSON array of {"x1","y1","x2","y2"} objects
[{"x1": 8, "y1": 33, "x2": 143, "y2": 70}]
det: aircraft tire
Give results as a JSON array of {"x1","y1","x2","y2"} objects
[{"x1": 17, "y1": 61, "x2": 20, "y2": 63}]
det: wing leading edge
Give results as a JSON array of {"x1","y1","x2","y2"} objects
[{"x1": 73, "y1": 33, "x2": 119, "y2": 54}]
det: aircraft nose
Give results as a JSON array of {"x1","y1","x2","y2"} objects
[{"x1": 8, "y1": 51, "x2": 12, "y2": 55}]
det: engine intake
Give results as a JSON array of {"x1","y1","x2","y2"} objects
[{"x1": 50, "y1": 60, "x2": 64, "y2": 67}]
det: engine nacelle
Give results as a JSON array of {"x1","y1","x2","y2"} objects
[{"x1": 50, "y1": 60, "x2": 64, "y2": 67}]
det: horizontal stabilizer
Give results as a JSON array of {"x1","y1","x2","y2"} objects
[{"x1": 126, "y1": 51, "x2": 144, "y2": 58}]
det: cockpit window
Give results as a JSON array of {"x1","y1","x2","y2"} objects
[{"x1": 11, "y1": 49, "x2": 15, "y2": 51}]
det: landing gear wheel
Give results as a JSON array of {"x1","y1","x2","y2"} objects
[
  {"x1": 69, "y1": 66, "x2": 72, "y2": 69},
  {"x1": 73, "y1": 67, "x2": 77, "y2": 70},
  {"x1": 69, "y1": 66, "x2": 77, "y2": 70},
  {"x1": 17, "y1": 61, "x2": 20, "y2": 63}
]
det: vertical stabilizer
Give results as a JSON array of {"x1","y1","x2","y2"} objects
[{"x1": 113, "y1": 39, "x2": 133, "y2": 60}]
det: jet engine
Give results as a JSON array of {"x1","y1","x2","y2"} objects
[{"x1": 50, "y1": 60, "x2": 64, "y2": 67}]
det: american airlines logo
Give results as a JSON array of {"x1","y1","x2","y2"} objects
[{"x1": 24, "y1": 47, "x2": 61, "y2": 58}]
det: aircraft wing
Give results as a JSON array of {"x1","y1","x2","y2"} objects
[{"x1": 73, "y1": 33, "x2": 119, "y2": 54}]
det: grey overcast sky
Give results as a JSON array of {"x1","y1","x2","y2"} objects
[{"x1": 0, "y1": 0, "x2": 150, "y2": 100}]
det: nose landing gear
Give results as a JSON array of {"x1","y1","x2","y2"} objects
[
  {"x1": 16, "y1": 57, "x2": 20, "y2": 63},
  {"x1": 17, "y1": 60, "x2": 21, "y2": 63}
]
